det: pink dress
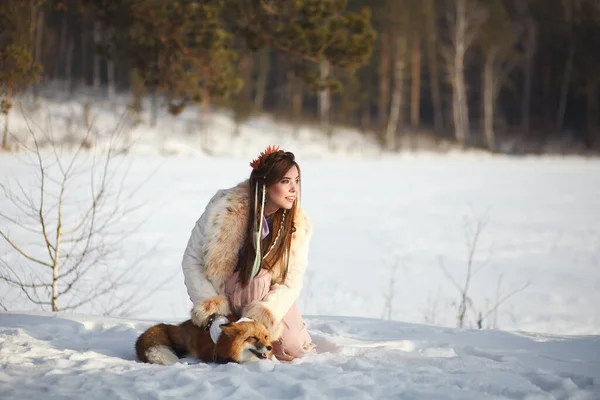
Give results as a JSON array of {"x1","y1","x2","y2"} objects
[{"x1": 224, "y1": 269, "x2": 315, "y2": 361}]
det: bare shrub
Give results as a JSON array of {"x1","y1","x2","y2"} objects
[
  {"x1": 0, "y1": 110, "x2": 162, "y2": 316},
  {"x1": 439, "y1": 207, "x2": 530, "y2": 329}
]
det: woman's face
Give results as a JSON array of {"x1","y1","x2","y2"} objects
[{"x1": 264, "y1": 165, "x2": 300, "y2": 215}]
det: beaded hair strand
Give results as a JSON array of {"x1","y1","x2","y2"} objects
[
  {"x1": 249, "y1": 145, "x2": 283, "y2": 279},
  {"x1": 242, "y1": 146, "x2": 298, "y2": 284}
]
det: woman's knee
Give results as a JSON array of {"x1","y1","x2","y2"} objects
[
  {"x1": 272, "y1": 336, "x2": 313, "y2": 361},
  {"x1": 272, "y1": 320, "x2": 314, "y2": 361}
]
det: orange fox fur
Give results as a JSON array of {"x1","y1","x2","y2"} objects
[{"x1": 135, "y1": 316, "x2": 273, "y2": 365}]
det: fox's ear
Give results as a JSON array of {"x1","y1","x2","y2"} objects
[{"x1": 219, "y1": 322, "x2": 240, "y2": 336}]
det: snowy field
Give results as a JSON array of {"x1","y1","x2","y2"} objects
[
  {"x1": 3, "y1": 151, "x2": 599, "y2": 335},
  {"x1": 1, "y1": 95, "x2": 600, "y2": 398},
  {"x1": 1, "y1": 311, "x2": 598, "y2": 399}
]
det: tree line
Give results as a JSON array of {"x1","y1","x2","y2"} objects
[{"x1": 1, "y1": 0, "x2": 599, "y2": 153}]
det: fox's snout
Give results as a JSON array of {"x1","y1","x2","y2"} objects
[{"x1": 256, "y1": 343, "x2": 273, "y2": 352}]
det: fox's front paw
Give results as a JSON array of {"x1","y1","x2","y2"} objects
[
  {"x1": 242, "y1": 301, "x2": 282, "y2": 339},
  {"x1": 191, "y1": 296, "x2": 231, "y2": 327}
]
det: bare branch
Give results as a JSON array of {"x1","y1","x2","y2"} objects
[
  {"x1": 0, "y1": 210, "x2": 40, "y2": 234},
  {"x1": 0, "y1": 231, "x2": 53, "y2": 267},
  {"x1": 480, "y1": 281, "x2": 531, "y2": 323},
  {"x1": 438, "y1": 257, "x2": 463, "y2": 294},
  {"x1": 1, "y1": 182, "x2": 39, "y2": 221},
  {"x1": 27, "y1": 127, "x2": 57, "y2": 267},
  {"x1": 382, "y1": 259, "x2": 400, "y2": 320},
  {"x1": 0, "y1": 275, "x2": 52, "y2": 289},
  {"x1": 0, "y1": 261, "x2": 50, "y2": 307},
  {"x1": 1, "y1": 107, "x2": 156, "y2": 315}
]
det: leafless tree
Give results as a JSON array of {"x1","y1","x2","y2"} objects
[
  {"x1": 480, "y1": 0, "x2": 521, "y2": 152},
  {"x1": 439, "y1": 208, "x2": 530, "y2": 329},
  {"x1": 382, "y1": 258, "x2": 404, "y2": 321},
  {"x1": 479, "y1": 273, "x2": 530, "y2": 330},
  {"x1": 0, "y1": 110, "x2": 159, "y2": 316},
  {"x1": 384, "y1": 2, "x2": 409, "y2": 152},
  {"x1": 515, "y1": 0, "x2": 537, "y2": 139},
  {"x1": 423, "y1": 287, "x2": 442, "y2": 326},
  {"x1": 385, "y1": 29, "x2": 408, "y2": 152},
  {"x1": 441, "y1": 0, "x2": 488, "y2": 147}
]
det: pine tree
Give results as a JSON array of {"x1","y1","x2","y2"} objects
[
  {"x1": 0, "y1": 0, "x2": 44, "y2": 149},
  {"x1": 88, "y1": 0, "x2": 241, "y2": 119},
  {"x1": 229, "y1": 0, "x2": 375, "y2": 83},
  {"x1": 86, "y1": 0, "x2": 375, "y2": 121}
]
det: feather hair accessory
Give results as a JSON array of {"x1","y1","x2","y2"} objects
[{"x1": 250, "y1": 145, "x2": 280, "y2": 170}]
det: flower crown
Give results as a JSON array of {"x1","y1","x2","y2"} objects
[{"x1": 249, "y1": 145, "x2": 281, "y2": 169}]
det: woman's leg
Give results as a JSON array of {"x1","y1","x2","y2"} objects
[{"x1": 271, "y1": 303, "x2": 315, "y2": 361}]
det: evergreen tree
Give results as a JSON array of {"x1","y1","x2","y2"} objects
[
  {"x1": 88, "y1": 0, "x2": 241, "y2": 119},
  {"x1": 228, "y1": 0, "x2": 375, "y2": 87},
  {"x1": 0, "y1": 0, "x2": 44, "y2": 149},
  {"x1": 86, "y1": 0, "x2": 375, "y2": 119}
]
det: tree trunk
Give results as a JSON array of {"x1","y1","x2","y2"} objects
[
  {"x1": 291, "y1": 77, "x2": 303, "y2": 122},
  {"x1": 483, "y1": 49, "x2": 497, "y2": 152},
  {"x1": 200, "y1": 89, "x2": 212, "y2": 150},
  {"x1": 201, "y1": 89, "x2": 211, "y2": 121},
  {"x1": 81, "y1": 12, "x2": 88, "y2": 88},
  {"x1": 93, "y1": 22, "x2": 102, "y2": 90},
  {"x1": 34, "y1": 6, "x2": 44, "y2": 64},
  {"x1": 52, "y1": 227, "x2": 61, "y2": 312},
  {"x1": 254, "y1": 47, "x2": 269, "y2": 110},
  {"x1": 56, "y1": 13, "x2": 68, "y2": 82},
  {"x1": 52, "y1": 265, "x2": 59, "y2": 312},
  {"x1": 452, "y1": 0, "x2": 470, "y2": 147},
  {"x1": 585, "y1": 78, "x2": 598, "y2": 148},
  {"x1": 385, "y1": 33, "x2": 408, "y2": 151},
  {"x1": 106, "y1": 27, "x2": 117, "y2": 100},
  {"x1": 542, "y1": 57, "x2": 552, "y2": 130},
  {"x1": 2, "y1": 83, "x2": 12, "y2": 149},
  {"x1": 129, "y1": 68, "x2": 144, "y2": 113},
  {"x1": 150, "y1": 90, "x2": 158, "y2": 127},
  {"x1": 34, "y1": 7, "x2": 44, "y2": 95},
  {"x1": 425, "y1": 0, "x2": 443, "y2": 133},
  {"x1": 410, "y1": 34, "x2": 422, "y2": 128},
  {"x1": 107, "y1": 58, "x2": 116, "y2": 100},
  {"x1": 379, "y1": 31, "x2": 391, "y2": 132},
  {"x1": 239, "y1": 54, "x2": 254, "y2": 102},
  {"x1": 318, "y1": 61, "x2": 331, "y2": 133},
  {"x1": 64, "y1": 39, "x2": 74, "y2": 94},
  {"x1": 361, "y1": 103, "x2": 371, "y2": 131},
  {"x1": 521, "y1": 22, "x2": 536, "y2": 137},
  {"x1": 556, "y1": 43, "x2": 574, "y2": 132}
]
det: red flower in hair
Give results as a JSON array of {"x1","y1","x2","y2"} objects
[{"x1": 250, "y1": 145, "x2": 280, "y2": 169}]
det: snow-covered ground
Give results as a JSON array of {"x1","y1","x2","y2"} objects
[
  {"x1": 1, "y1": 94, "x2": 599, "y2": 398},
  {"x1": 1, "y1": 311, "x2": 598, "y2": 399}
]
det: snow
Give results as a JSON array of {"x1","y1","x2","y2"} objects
[
  {"x1": 0, "y1": 311, "x2": 598, "y2": 399},
  {"x1": 1, "y1": 94, "x2": 600, "y2": 398}
]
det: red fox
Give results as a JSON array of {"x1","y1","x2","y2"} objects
[{"x1": 135, "y1": 315, "x2": 273, "y2": 365}]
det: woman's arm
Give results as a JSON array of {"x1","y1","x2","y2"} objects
[{"x1": 182, "y1": 192, "x2": 232, "y2": 327}]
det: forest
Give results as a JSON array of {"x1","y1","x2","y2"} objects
[{"x1": 2, "y1": 0, "x2": 600, "y2": 153}]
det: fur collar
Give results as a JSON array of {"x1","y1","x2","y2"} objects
[{"x1": 202, "y1": 180, "x2": 312, "y2": 289}]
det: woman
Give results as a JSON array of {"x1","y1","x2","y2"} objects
[{"x1": 181, "y1": 146, "x2": 315, "y2": 361}]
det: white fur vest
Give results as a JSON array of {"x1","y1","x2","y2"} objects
[{"x1": 181, "y1": 180, "x2": 312, "y2": 339}]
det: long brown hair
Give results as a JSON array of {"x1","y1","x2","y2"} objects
[{"x1": 237, "y1": 150, "x2": 300, "y2": 286}]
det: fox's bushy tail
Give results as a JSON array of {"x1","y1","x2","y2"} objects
[{"x1": 135, "y1": 323, "x2": 187, "y2": 365}]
